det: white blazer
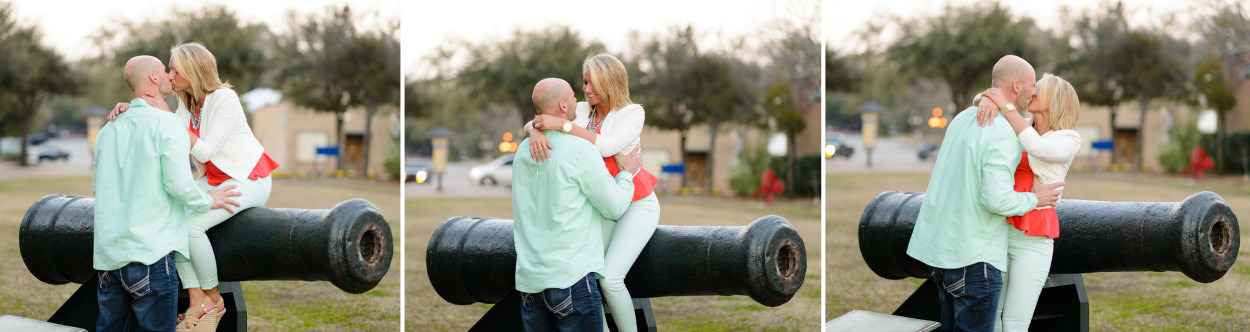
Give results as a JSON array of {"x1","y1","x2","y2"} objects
[
  {"x1": 175, "y1": 88, "x2": 267, "y2": 181},
  {"x1": 1018, "y1": 119, "x2": 1081, "y2": 208},
  {"x1": 571, "y1": 102, "x2": 644, "y2": 157}
]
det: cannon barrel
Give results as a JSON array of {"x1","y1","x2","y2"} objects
[
  {"x1": 427, "y1": 215, "x2": 805, "y2": 307},
  {"x1": 858, "y1": 191, "x2": 1239, "y2": 283},
  {"x1": 19, "y1": 195, "x2": 393, "y2": 294}
]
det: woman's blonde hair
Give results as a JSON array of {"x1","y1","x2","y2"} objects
[
  {"x1": 170, "y1": 42, "x2": 231, "y2": 111},
  {"x1": 1038, "y1": 73, "x2": 1079, "y2": 132},
  {"x1": 582, "y1": 54, "x2": 633, "y2": 112}
]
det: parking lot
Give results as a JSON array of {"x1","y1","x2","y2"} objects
[
  {"x1": 405, "y1": 157, "x2": 514, "y2": 198},
  {"x1": 0, "y1": 136, "x2": 92, "y2": 181},
  {"x1": 827, "y1": 133, "x2": 937, "y2": 174}
]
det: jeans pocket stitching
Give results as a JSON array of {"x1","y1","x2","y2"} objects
[
  {"x1": 121, "y1": 265, "x2": 153, "y2": 298},
  {"x1": 544, "y1": 289, "x2": 576, "y2": 318},
  {"x1": 521, "y1": 293, "x2": 534, "y2": 311},
  {"x1": 942, "y1": 269, "x2": 968, "y2": 298},
  {"x1": 98, "y1": 271, "x2": 109, "y2": 290}
]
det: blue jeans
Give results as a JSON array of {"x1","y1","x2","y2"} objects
[
  {"x1": 520, "y1": 273, "x2": 604, "y2": 332},
  {"x1": 931, "y1": 262, "x2": 1003, "y2": 332},
  {"x1": 97, "y1": 253, "x2": 179, "y2": 332}
]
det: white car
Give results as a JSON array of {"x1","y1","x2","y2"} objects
[{"x1": 469, "y1": 153, "x2": 514, "y2": 186}]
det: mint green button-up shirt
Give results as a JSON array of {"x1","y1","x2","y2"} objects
[
  {"x1": 906, "y1": 107, "x2": 1038, "y2": 272},
  {"x1": 92, "y1": 99, "x2": 212, "y2": 271},
  {"x1": 512, "y1": 131, "x2": 635, "y2": 293}
]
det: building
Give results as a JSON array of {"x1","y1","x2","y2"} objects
[
  {"x1": 1222, "y1": 50, "x2": 1250, "y2": 132},
  {"x1": 639, "y1": 124, "x2": 766, "y2": 196},
  {"x1": 639, "y1": 76, "x2": 822, "y2": 196},
  {"x1": 250, "y1": 100, "x2": 399, "y2": 179},
  {"x1": 1068, "y1": 50, "x2": 1249, "y2": 173}
]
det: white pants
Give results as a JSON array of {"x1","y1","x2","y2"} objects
[
  {"x1": 995, "y1": 228, "x2": 1054, "y2": 332},
  {"x1": 598, "y1": 193, "x2": 659, "y2": 332},
  {"x1": 176, "y1": 176, "x2": 272, "y2": 290}
]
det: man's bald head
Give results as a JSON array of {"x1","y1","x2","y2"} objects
[
  {"x1": 532, "y1": 78, "x2": 573, "y2": 116},
  {"x1": 991, "y1": 55, "x2": 1034, "y2": 89},
  {"x1": 123, "y1": 55, "x2": 164, "y2": 92},
  {"x1": 990, "y1": 55, "x2": 1037, "y2": 109}
]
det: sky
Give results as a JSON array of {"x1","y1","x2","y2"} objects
[
  {"x1": 12, "y1": 1, "x2": 1205, "y2": 74},
  {"x1": 403, "y1": 0, "x2": 819, "y2": 79},
  {"x1": 824, "y1": 0, "x2": 1198, "y2": 53},
  {"x1": 12, "y1": 0, "x2": 399, "y2": 61}
]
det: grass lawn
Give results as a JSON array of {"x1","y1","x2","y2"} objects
[
  {"x1": 0, "y1": 177, "x2": 401, "y2": 331},
  {"x1": 407, "y1": 194, "x2": 821, "y2": 330},
  {"x1": 826, "y1": 172, "x2": 1250, "y2": 330}
]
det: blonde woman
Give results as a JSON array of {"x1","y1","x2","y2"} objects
[
  {"x1": 110, "y1": 43, "x2": 278, "y2": 332},
  {"x1": 526, "y1": 54, "x2": 660, "y2": 332},
  {"x1": 974, "y1": 73, "x2": 1082, "y2": 332}
]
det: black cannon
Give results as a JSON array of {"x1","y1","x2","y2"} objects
[
  {"x1": 858, "y1": 191, "x2": 1239, "y2": 331},
  {"x1": 427, "y1": 215, "x2": 806, "y2": 331},
  {"x1": 19, "y1": 194, "x2": 394, "y2": 331}
]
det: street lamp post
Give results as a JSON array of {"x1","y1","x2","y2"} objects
[
  {"x1": 857, "y1": 102, "x2": 884, "y2": 167},
  {"x1": 427, "y1": 126, "x2": 454, "y2": 192},
  {"x1": 84, "y1": 106, "x2": 109, "y2": 154}
]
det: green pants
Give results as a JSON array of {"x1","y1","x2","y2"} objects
[
  {"x1": 176, "y1": 176, "x2": 272, "y2": 290},
  {"x1": 995, "y1": 227, "x2": 1054, "y2": 332}
]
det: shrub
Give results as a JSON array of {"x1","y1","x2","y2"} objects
[
  {"x1": 728, "y1": 145, "x2": 772, "y2": 197},
  {"x1": 1199, "y1": 131, "x2": 1250, "y2": 175},
  {"x1": 1158, "y1": 122, "x2": 1201, "y2": 174},
  {"x1": 383, "y1": 136, "x2": 401, "y2": 181},
  {"x1": 769, "y1": 153, "x2": 821, "y2": 197}
]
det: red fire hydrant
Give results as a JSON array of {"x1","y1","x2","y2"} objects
[
  {"x1": 755, "y1": 169, "x2": 785, "y2": 203},
  {"x1": 1188, "y1": 146, "x2": 1215, "y2": 180}
]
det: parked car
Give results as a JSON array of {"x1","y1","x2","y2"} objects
[
  {"x1": 824, "y1": 137, "x2": 854, "y2": 159},
  {"x1": 27, "y1": 133, "x2": 48, "y2": 145},
  {"x1": 469, "y1": 153, "x2": 514, "y2": 186},
  {"x1": 917, "y1": 143, "x2": 938, "y2": 161},
  {"x1": 37, "y1": 145, "x2": 70, "y2": 162},
  {"x1": 404, "y1": 163, "x2": 430, "y2": 184}
]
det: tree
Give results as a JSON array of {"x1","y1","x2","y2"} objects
[
  {"x1": 340, "y1": 24, "x2": 399, "y2": 178},
  {"x1": 0, "y1": 2, "x2": 81, "y2": 166},
  {"x1": 1192, "y1": 0, "x2": 1250, "y2": 173},
  {"x1": 1062, "y1": 2, "x2": 1189, "y2": 171},
  {"x1": 689, "y1": 53, "x2": 760, "y2": 194},
  {"x1": 765, "y1": 79, "x2": 803, "y2": 194},
  {"x1": 1062, "y1": 1, "x2": 1141, "y2": 167},
  {"x1": 636, "y1": 26, "x2": 701, "y2": 188},
  {"x1": 1120, "y1": 30, "x2": 1189, "y2": 172},
  {"x1": 456, "y1": 26, "x2": 605, "y2": 126},
  {"x1": 98, "y1": 5, "x2": 269, "y2": 92},
  {"x1": 275, "y1": 6, "x2": 370, "y2": 172},
  {"x1": 887, "y1": 2, "x2": 1036, "y2": 115},
  {"x1": 1193, "y1": 57, "x2": 1237, "y2": 174},
  {"x1": 826, "y1": 48, "x2": 859, "y2": 93},
  {"x1": 405, "y1": 80, "x2": 427, "y2": 120}
]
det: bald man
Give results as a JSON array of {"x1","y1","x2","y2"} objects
[
  {"x1": 93, "y1": 55, "x2": 239, "y2": 332},
  {"x1": 512, "y1": 78, "x2": 641, "y2": 332},
  {"x1": 906, "y1": 55, "x2": 1063, "y2": 331}
]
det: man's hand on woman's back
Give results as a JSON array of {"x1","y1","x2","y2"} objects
[
  {"x1": 614, "y1": 146, "x2": 643, "y2": 175},
  {"x1": 1035, "y1": 181, "x2": 1064, "y2": 208}
]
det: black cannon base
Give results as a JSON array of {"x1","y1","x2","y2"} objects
[
  {"x1": 894, "y1": 273, "x2": 1089, "y2": 332},
  {"x1": 46, "y1": 277, "x2": 247, "y2": 332},
  {"x1": 469, "y1": 290, "x2": 657, "y2": 332}
]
